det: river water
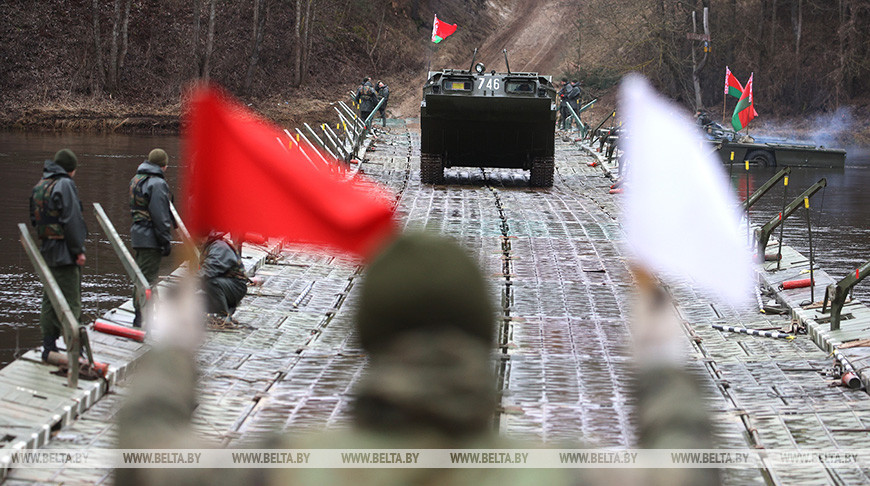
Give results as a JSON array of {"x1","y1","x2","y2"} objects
[
  {"x1": 0, "y1": 132, "x2": 182, "y2": 367},
  {"x1": 0, "y1": 131, "x2": 868, "y2": 368},
  {"x1": 738, "y1": 152, "x2": 870, "y2": 306}
]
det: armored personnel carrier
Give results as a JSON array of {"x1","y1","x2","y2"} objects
[{"x1": 420, "y1": 50, "x2": 558, "y2": 186}]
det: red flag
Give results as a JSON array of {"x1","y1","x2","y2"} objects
[
  {"x1": 731, "y1": 73, "x2": 758, "y2": 131},
  {"x1": 724, "y1": 66, "x2": 743, "y2": 98},
  {"x1": 431, "y1": 15, "x2": 457, "y2": 43},
  {"x1": 184, "y1": 86, "x2": 397, "y2": 258}
]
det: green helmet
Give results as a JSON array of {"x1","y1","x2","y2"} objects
[{"x1": 356, "y1": 232, "x2": 495, "y2": 352}]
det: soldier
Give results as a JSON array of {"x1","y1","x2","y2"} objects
[
  {"x1": 119, "y1": 233, "x2": 719, "y2": 485},
  {"x1": 558, "y1": 78, "x2": 571, "y2": 130},
  {"x1": 566, "y1": 79, "x2": 583, "y2": 128},
  {"x1": 30, "y1": 149, "x2": 87, "y2": 362},
  {"x1": 129, "y1": 148, "x2": 174, "y2": 328},
  {"x1": 199, "y1": 232, "x2": 248, "y2": 319},
  {"x1": 355, "y1": 77, "x2": 380, "y2": 126},
  {"x1": 376, "y1": 80, "x2": 389, "y2": 127}
]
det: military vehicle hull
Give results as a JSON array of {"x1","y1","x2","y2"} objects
[
  {"x1": 421, "y1": 69, "x2": 557, "y2": 186},
  {"x1": 713, "y1": 141, "x2": 846, "y2": 168}
]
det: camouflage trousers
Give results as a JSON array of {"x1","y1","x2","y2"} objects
[{"x1": 40, "y1": 264, "x2": 81, "y2": 342}]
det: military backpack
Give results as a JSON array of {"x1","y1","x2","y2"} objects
[
  {"x1": 31, "y1": 177, "x2": 63, "y2": 240},
  {"x1": 129, "y1": 173, "x2": 152, "y2": 223},
  {"x1": 360, "y1": 84, "x2": 376, "y2": 100}
]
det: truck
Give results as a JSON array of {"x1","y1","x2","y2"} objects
[{"x1": 420, "y1": 50, "x2": 558, "y2": 186}]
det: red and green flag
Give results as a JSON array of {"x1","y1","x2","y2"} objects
[
  {"x1": 731, "y1": 73, "x2": 758, "y2": 131},
  {"x1": 724, "y1": 66, "x2": 743, "y2": 99},
  {"x1": 431, "y1": 15, "x2": 457, "y2": 44},
  {"x1": 184, "y1": 85, "x2": 397, "y2": 258}
]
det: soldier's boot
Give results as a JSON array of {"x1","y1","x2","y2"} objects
[{"x1": 41, "y1": 336, "x2": 59, "y2": 363}]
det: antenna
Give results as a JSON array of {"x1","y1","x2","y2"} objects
[
  {"x1": 503, "y1": 49, "x2": 511, "y2": 74},
  {"x1": 468, "y1": 48, "x2": 478, "y2": 72}
]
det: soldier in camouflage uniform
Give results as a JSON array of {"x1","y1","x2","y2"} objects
[
  {"x1": 199, "y1": 232, "x2": 248, "y2": 317},
  {"x1": 30, "y1": 149, "x2": 87, "y2": 362},
  {"x1": 355, "y1": 77, "x2": 380, "y2": 126},
  {"x1": 129, "y1": 148, "x2": 174, "y2": 327},
  {"x1": 119, "y1": 233, "x2": 719, "y2": 486}
]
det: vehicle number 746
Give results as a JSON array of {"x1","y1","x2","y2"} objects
[{"x1": 477, "y1": 77, "x2": 500, "y2": 90}]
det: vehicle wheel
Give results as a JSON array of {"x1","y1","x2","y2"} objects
[
  {"x1": 420, "y1": 153, "x2": 444, "y2": 184},
  {"x1": 529, "y1": 156, "x2": 554, "y2": 187},
  {"x1": 745, "y1": 150, "x2": 775, "y2": 167}
]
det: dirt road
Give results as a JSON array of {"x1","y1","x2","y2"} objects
[
  {"x1": 477, "y1": 0, "x2": 571, "y2": 74},
  {"x1": 393, "y1": 0, "x2": 573, "y2": 117}
]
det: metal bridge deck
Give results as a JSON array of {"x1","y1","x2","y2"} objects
[{"x1": 4, "y1": 121, "x2": 870, "y2": 485}]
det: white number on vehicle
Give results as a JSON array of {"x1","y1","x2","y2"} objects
[{"x1": 478, "y1": 77, "x2": 501, "y2": 91}]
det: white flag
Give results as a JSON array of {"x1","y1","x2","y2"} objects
[{"x1": 621, "y1": 74, "x2": 754, "y2": 307}]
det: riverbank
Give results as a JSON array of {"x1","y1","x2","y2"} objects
[
  {"x1": 0, "y1": 68, "x2": 432, "y2": 135},
  {"x1": 6, "y1": 89, "x2": 870, "y2": 149},
  {"x1": 0, "y1": 90, "x2": 338, "y2": 134}
]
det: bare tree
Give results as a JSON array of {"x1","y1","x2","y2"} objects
[
  {"x1": 192, "y1": 0, "x2": 203, "y2": 78},
  {"x1": 295, "y1": 0, "x2": 302, "y2": 86},
  {"x1": 367, "y1": 10, "x2": 386, "y2": 72},
  {"x1": 119, "y1": 0, "x2": 131, "y2": 74},
  {"x1": 244, "y1": 0, "x2": 268, "y2": 95},
  {"x1": 108, "y1": 0, "x2": 121, "y2": 91},
  {"x1": 203, "y1": 0, "x2": 216, "y2": 81},
  {"x1": 301, "y1": 0, "x2": 313, "y2": 83},
  {"x1": 790, "y1": 0, "x2": 803, "y2": 102},
  {"x1": 91, "y1": 0, "x2": 105, "y2": 95},
  {"x1": 690, "y1": 5, "x2": 710, "y2": 110}
]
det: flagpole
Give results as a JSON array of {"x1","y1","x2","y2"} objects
[
  {"x1": 723, "y1": 67, "x2": 728, "y2": 124},
  {"x1": 746, "y1": 72, "x2": 753, "y2": 138}
]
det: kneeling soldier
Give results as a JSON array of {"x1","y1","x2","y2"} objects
[{"x1": 199, "y1": 232, "x2": 248, "y2": 319}]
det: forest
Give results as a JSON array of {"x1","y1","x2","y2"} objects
[
  {"x1": 570, "y1": 0, "x2": 870, "y2": 116},
  {"x1": 2, "y1": 0, "x2": 868, "y2": 131},
  {"x1": 0, "y1": 0, "x2": 490, "y2": 130}
]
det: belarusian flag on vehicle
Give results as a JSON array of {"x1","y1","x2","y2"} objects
[
  {"x1": 731, "y1": 73, "x2": 758, "y2": 131},
  {"x1": 431, "y1": 15, "x2": 457, "y2": 44},
  {"x1": 724, "y1": 66, "x2": 743, "y2": 98}
]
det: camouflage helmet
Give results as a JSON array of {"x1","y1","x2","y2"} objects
[
  {"x1": 148, "y1": 148, "x2": 168, "y2": 167},
  {"x1": 53, "y1": 149, "x2": 78, "y2": 173},
  {"x1": 356, "y1": 232, "x2": 495, "y2": 352}
]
